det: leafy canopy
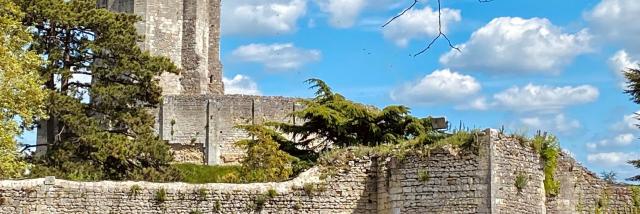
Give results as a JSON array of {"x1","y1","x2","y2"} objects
[
  {"x1": 273, "y1": 79, "x2": 443, "y2": 151},
  {"x1": 16, "y1": 0, "x2": 178, "y2": 181},
  {"x1": 234, "y1": 79, "x2": 446, "y2": 180},
  {"x1": 0, "y1": 0, "x2": 46, "y2": 178}
]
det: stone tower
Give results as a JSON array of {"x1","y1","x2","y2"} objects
[{"x1": 97, "y1": 0, "x2": 224, "y2": 95}]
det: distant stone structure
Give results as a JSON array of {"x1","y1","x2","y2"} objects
[
  {"x1": 5, "y1": 130, "x2": 638, "y2": 213},
  {"x1": 37, "y1": 0, "x2": 300, "y2": 165}
]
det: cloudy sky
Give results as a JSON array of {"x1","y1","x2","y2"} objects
[
  {"x1": 18, "y1": 0, "x2": 640, "y2": 181},
  {"x1": 218, "y1": 0, "x2": 640, "y2": 181}
]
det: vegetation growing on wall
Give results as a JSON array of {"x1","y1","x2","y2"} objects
[
  {"x1": 631, "y1": 186, "x2": 640, "y2": 208},
  {"x1": 531, "y1": 134, "x2": 560, "y2": 197},
  {"x1": 515, "y1": 172, "x2": 528, "y2": 193}
]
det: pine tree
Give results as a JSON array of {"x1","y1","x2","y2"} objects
[
  {"x1": 0, "y1": 0, "x2": 47, "y2": 178},
  {"x1": 15, "y1": 0, "x2": 179, "y2": 181},
  {"x1": 625, "y1": 68, "x2": 640, "y2": 181}
]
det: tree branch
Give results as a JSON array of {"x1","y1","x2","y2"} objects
[{"x1": 384, "y1": 0, "x2": 492, "y2": 56}]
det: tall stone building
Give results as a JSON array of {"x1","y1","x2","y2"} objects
[
  {"x1": 37, "y1": 0, "x2": 299, "y2": 165},
  {"x1": 97, "y1": 0, "x2": 224, "y2": 95}
]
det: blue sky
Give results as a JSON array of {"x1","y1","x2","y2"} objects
[
  {"x1": 18, "y1": 0, "x2": 640, "y2": 181},
  {"x1": 218, "y1": 0, "x2": 640, "y2": 180}
]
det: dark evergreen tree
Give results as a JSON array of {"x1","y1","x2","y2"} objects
[
  {"x1": 624, "y1": 68, "x2": 640, "y2": 181},
  {"x1": 15, "y1": 0, "x2": 179, "y2": 181}
]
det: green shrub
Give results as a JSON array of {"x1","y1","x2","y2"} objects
[
  {"x1": 214, "y1": 200, "x2": 221, "y2": 211},
  {"x1": 293, "y1": 202, "x2": 302, "y2": 210},
  {"x1": 266, "y1": 188, "x2": 278, "y2": 198},
  {"x1": 129, "y1": 185, "x2": 142, "y2": 197},
  {"x1": 254, "y1": 195, "x2": 267, "y2": 210},
  {"x1": 631, "y1": 186, "x2": 640, "y2": 207},
  {"x1": 155, "y1": 188, "x2": 167, "y2": 203},
  {"x1": 174, "y1": 163, "x2": 242, "y2": 184},
  {"x1": 515, "y1": 172, "x2": 528, "y2": 192},
  {"x1": 532, "y1": 134, "x2": 560, "y2": 197},
  {"x1": 189, "y1": 210, "x2": 203, "y2": 214},
  {"x1": 303, "y1": 183, "x2": 315, "y2": 196},
  {"x1": 196, "y1": 188, "x2": 208, "y2": 201},
  {"x1": 418, "y1": 169, "x2": 429, "y2": 182}
]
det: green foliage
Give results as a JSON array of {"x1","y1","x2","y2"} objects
[
  {"x1": 515, "y1": 172, "x2": 528, "y2": 192},
  {"x1": 215, "y1": 200, "x2": 221, "y2": 212},
  {"x1": 303, "y1": 183, "x2": 315, "y2": 196},
  {"x1": 155, "y1": 188, "x2": 167, "y2": 203},
  {"x1": 293, "y1": 202, "x2": 302, "y2": 210},
  {"x1": 234, "y1": 127, "x2": 295, "y2": 183},
  {"x1": 631, "y1": 186, "x2": 640, "y2": 208},
  {"x1": 189, "y1": 210, "x2": 202, "y2": 214},
  {"x1": 624, "y1": 68, "x2": 640, "y2": 180},
  {"x1": 532, "y1": 134, "x2": 560, "y2": 197},
  {"x1": 272, "y1": 79, "x2": 443, "y2": 150},
  {"x1": 196, "y1": 188, "x2": 208, "y2": 201},
  {"x1": 595, "y1": 191, "x2": 610, "y2": 214},
  {"x1": 254, "y1": 195, "x2": 266, "y2": 210},
  {"x1": 15, "y1": 0, "x2": 178, "y2": 181},
  {"x1": 418, "y1": 169, "x2": 429, "y2": 182},
  {"x1": 174, "y1": 164, "x2": 242, "y2": 184},
  {"x1": 266, "y1": 188, "x2": 278, "y2": 198},
  {"x1": 129, "y1": 185, "x2": 141, "y2": 197},
  {"x1": 0, "y1": 0, "x2": 47, "y2": 179}
]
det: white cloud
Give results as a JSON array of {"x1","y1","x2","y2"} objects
[
  {"x1": 222, "y1": 0, "x2": 307, "y2": 36},
  {"x1": 223, "y1": 75, "x2": 261, "y2": 95},
  {"x1": 440, "y1": 17, "x2": 591, "y2": 74},
  {"x1": 315, "y1": 0, "x2": 366, "y2": 28},
  {"x1": 586, "y1": 0, "x2": 640, "y2": 54},
  {"x1": 587, "y1": 152, "x2": 638, "y2": 167},
  {"x1": 231, "y1": 43, "x2": 321, "y2": 70},
  {"x1": 390, "y1": 69, "x2": 481, "y2": 105},
  {"x1": 520, "y1": 114, "x2": 581, "y2": 134},
  {"x1": 611, "y1": 111, "x2": 640, "y2": 133},
  {"x1": 587, "y1": 133, "x2": 635, "y2": 150},
  {"x1": 382, "y1": 6, "x2": 461, "y2": 47},
  {"x1": 609, "y1": 50, "x2": 639, "y2": 88},
  {"x1": 456, "y1": 97, "x2": 490, "y2": 111},
  {"x1": 492, "y1": 84, "x2": 599, "y2": 112}
]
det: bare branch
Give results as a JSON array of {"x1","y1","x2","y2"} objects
[
  {"x1": 383, "y1": 0, "x2": 490, "y2": 56},
  {"x1": 382, "y1": 0, "x2": 418, "y2": 28}
]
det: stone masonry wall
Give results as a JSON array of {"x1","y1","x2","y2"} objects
[
  {"x1": 547, "y1": 152, "x2": 637, "y2": 213},
  {"x1": 491, "y1": 132, "x2": 546, "y2": 213},
  {"x1": 377, "y1": 132, "x2": 492, "y2": 213},
  {"x1": 101, "y1": 0, "x2": 223, "y2": 96},
  {"x1": 157, "y1": 94, "x2": 298, "y2": 164},
  {"x1": 0, "y1": 160, "x2": 377, "y2": 214},
  {"x1": 13, "y1": 129, "x2": 639, "y2": 213}
]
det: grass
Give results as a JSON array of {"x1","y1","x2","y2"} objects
[
  {"x1": 515, "y1": 172, "x2": 528, "y2": 192},
  {"x1": 129, "y1": 185, "x2": 142, "y2": 197},
  {"x1": 155, "y1": 188, "x2": 167, "y2": 203},
  {"x1": 418, "y1": 169, "x2": 429, "y2": 182},
  {"x1": 174, "y1": 163, "x2": 242, "y2": 184}
]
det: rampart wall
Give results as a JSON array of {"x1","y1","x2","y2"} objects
[{"x1": 4, "y1": 129, "x2": 637, "y2": 213}]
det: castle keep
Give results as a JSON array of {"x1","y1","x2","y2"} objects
[{"x1": 42, "y1": 0, "x2": 300, "y2": 165}]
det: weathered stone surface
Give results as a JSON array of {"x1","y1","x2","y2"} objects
[{"x1": 8, "y1": 129, "x2": 637, "y2": 213}]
